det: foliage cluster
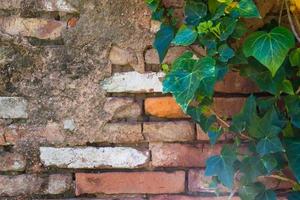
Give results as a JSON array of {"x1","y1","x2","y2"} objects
[{"x1": 146, "y1": 0, "x2": 300, "y2": 199}]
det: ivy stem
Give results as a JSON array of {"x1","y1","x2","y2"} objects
[
  {"x1": 285, "y1": 0, "x2": 300, "y2": 42},
  {"x1": 262, "y1": 174, "x2": 297, "y2": 185},
  {"x1": 279, "y1": 0, "x2": 285, "y2": 25}
]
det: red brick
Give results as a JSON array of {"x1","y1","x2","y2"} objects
[
  {"x1": 213, "y1": 97, "x2": 245, "y2": 118},
  {"x1": 75, "y1": 171, "x2": 185, "y2": 195},
  {"x1": 143, "y1": 121, "x2": 195, "y2": 142},
  {"x1": 145, "y1": 97, "x2": 187, "y2": 118},
  {"x1": 150, "y1": 195, "x2": 240, "y2": 200},
  {"x1": 150, "y1": 143, "x2": 221, "y2": 167},
  {"x1": 0, "y1": 152, "x2": 26, "y2": 172},
  {"x1": 214, "y1": 72, "x2": 258, "y2": 94}
]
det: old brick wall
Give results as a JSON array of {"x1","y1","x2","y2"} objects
[{"x1": 0, "y1": 0, "x2": 289, "y2": 200}]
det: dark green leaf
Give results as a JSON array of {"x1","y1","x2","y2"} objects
[
  {"x1": 231, "y1": 21, "x2": 248, "y2": 39},
  {"x1": 288, "y1": 192, "x2": 300, "y2": 200},
  {"x1": 163, "y1": 56, "x2": 216, "y2": 111},
  {"x1": 172, "y1": 25, "x2": 198, "y2": 46},
  {"x1": 243, "y1": 27, "x2": 295, "y2": 76},
  {"x1": 240, "y1": 156, "x2": 268, "y2": 182},
  {"x1": 289, "y1": 48, "x2": 300, "y2": 67},
  {"x1": 187, "y1": 106, "x2": 217, "y2": 132},
  {"x1": 284, "y1": 139, "x2": 300, "y2": 182},
  {"x1": 261, "y1": 154, "x2": 278, "y2": 174},
  {"x1": 256, "y1": 137, "x2": 284, "y2": 156},
  {"x1": 239, "y1": 182, "x2": 265, "y2": 200},
  {"x1": 285, "y1": 95, "x2": 300, "y2": 128},
  {"x1": 218, "y1": 44, "x2": 235, "y2": 62},
  {"x1": 208, "y1": 127, "x2": 222, "y2": 145},
  {"x1": 219, "y1": 17, "x2": 237, "y2": 41},
  {"x1": 236, "y1": 0, "x2": 261, "y2": 18},
  {"x1": 205, "y1": 145, "x2": 237, "y2": 188},
  {"x1": 146, "y1": 0, "x2": 160, "y2": 12},
  {"x1": 154, "y1": 24, "x2": 175, "y2": 63},
  {"x1": 255, "y1": 190, "x2": 276, "y2": 200},
  {"x1": 184, "y1": 0, "x2": 207, "y2": 25}
]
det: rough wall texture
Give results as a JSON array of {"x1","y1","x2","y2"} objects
[{"x1": 0, "y1": 0, "x2": 289, "y2": 200}]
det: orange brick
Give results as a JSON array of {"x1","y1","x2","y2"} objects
[
  {"x1": 75, "y1": 171, "x2": 185, "y2": 195},
  {"x1": 145, "y1": 97, "x2": 187, "y2": 118}
]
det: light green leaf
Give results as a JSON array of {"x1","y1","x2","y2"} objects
[
  {"x1": 163, "y1": 56, "x2": 216, "y2": 111},
  {"x1": 172, "y1": 25, "x2": 198, "y2": 46},
  {"x1": 205, "y1": 145, "x2": 237, "y2": 188},
  {"x1": 154, "y1": 24, "x2": 175, "y2": 63},
  {"x1": 243, "y1": 27, "x2": 295, "y2": 76},
  {"x1": 236, "y1": 0, "x2": 261, "y2": 18},
  {"x1": 289, "y1": 48, "x2": 300, "y2": 67},
  {"x1": 284, "y1": 139, "x2": 300, "y2": 182},
  {"x1": 184, "y1": 0, "x2": 207, "y2": 25}
]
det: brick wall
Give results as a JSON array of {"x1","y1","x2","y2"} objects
[{"x1": 0, "y1": 0, "x2": 288, "y2": 200}]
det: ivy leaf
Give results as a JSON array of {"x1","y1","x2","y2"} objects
[
  {"x1": 145, "y1": 0, "x2": 160, "y2": 12},
  {"x1": 256, "y1": 137, "x2": 284, "y2": 156},
  {"x1": 172, "y1": 25, "x2": 198, "y2": 46},
  {"x1": 261, "y1": 154, "x2": 278, "y2": 174},
  {"x1": 288, "y1": 192, "x2": 300, "y2": 200},
  {"x1": 154, "y1": 24, "x2": 175, "y2": 63},
  {"x1": 208, "y1": 127, "x2": 223, "y2": 145},
  {"x1": 205, "y1": 145, "x2": 237, "y2": 188},
  {"x1": 163, "y1": 56, "x2": 216, "y2": 111},
  {"x1": 236, "y1": 0, "x2": 261, "y2": 18},
  {"x1": 239, "y1": 182, "x2": 265, "y2": 200},
  {"x1": 187, "y1": 106, "x2": 217, "y2": 132},
  {"x1": 230, "y1": 95, "x2": 256, "y2": 133},
  {"x1": 184, "y1": 0, "x2": 207, "y2": 25},
  {"x1": 231, "y1": 21, "x2": 247, "y2": 39},
  {"x1": 284, "y1": 139, "x2": 300, "y2": 182},
  {"x1": 285, "y1": 95, "x2": 300, "y2": 128},
  {"x1": 219, "y1": 17, "x2": 237, "y2": 41},
  {"x1": 290, "y1": 48, "x2": 300, "y2": 67},
  {"x1": 240, "y1": 156, "x2": 268, "y2": 182},
  {"x1": 243, "y1": 27, "x2": 295, "y2": 76},
  {"x1": 218, "y1": 44, "x2": 235, "y2": 62},
  {"x1": 255, "y1": 190, "x2": 276, "y2": 200}
]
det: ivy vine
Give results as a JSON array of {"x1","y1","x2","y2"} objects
[{"x1": 146, "y1": 0, "x2": 300, "y2": 199}]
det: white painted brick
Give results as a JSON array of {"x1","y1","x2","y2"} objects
[
  {"x1": 40, "y1": 147, "x2": 149, "y2": 168},
  {"x1": 0, "y1": 97, "x2": 28, "y2": 119},
  {"x1": 101, "y1": 71, "x2": 164, "y2": 93}
]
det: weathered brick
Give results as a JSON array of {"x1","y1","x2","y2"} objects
[
  {"x1": 103, "y1": 98, "x2": 142, "y2": 120},
  {"x1": 0, "y1": 0, "x2": 21, "y2": 10},
  {"x1": 196, "y1": 125, "x2": 227, "y2": 141},
  {"x1": 0, "y1": 132, "x2": 5, "y2": 145},
  {"x1": 150, "y1": 20, "x2": 161, "y2": 33},
  {"x1": 188, "y1": 169, "x2": 227, "y2": 193},
  {"x1": 45, "y1": 174, "x2": 73, "y2": 195},
  {"x1": 0, "y1": 152, "x2": 26, "y2": 172},
  {"x1": 97, "y1": 123, "x2": 144, "y2": 143},
  {"x1": 145, "y1": 97, "x2": 187, "y2": 118},
  {"x1": 145, "y1": 97, "x2": 245, "y2": 119},
  {"x1": 35, "y1": 198, "x2": 144, "y2": 200},
  {"x1": 150, "y1": 143, "x2": 221, "y2": 167},
  {"x1": 145, "y1": 47, "x2": 187, "y2": 65},
  {"x1": 40, "y1": 147, "x2": 149, "y2": 169},
  {"x1": 150, "y1": 195, "x2": 240, "y2": 200},
  {"x1": 75, "y1": 171, "x2": 185, "y2": 195},
  {"x1": 143, "y1": 121, "x2": 195, "y2": 142},
  {"x1": 0, "y1": 175, "x2": 44, "y2": 196},
  {"x1": 214, "y1": 72, "x2": 259, "y2": 93},
  {"x1": 0, "y1": 97, "x2": 28, "y2": 119},
  {"x1": 37, "y1": 0, "x2": 78, "y2": 13},
  {"x1": 0, "y1": 16, "x2": 65, "y2": 40},
  {"x1": 101, "y1": 71, "x2": 163, "y2": 93}
]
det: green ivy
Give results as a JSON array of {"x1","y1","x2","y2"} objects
[{"x1": 146, "y1": 0, "x2": 300, "y2": 199}]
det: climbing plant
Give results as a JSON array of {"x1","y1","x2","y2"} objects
[{"x1": 146, "y1": 0, "x2": 300, "y2": 199}]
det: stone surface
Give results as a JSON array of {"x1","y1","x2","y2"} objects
[
  {"x1": 145, "y1": 47, "x2": 187, "y2": 65},
  {"x1": 75, "y1": 171, "x2": 185, "y2": 195},
  {"x1": 0, "y1": 16, "x2": 65, "y2": 40},
  {"x1": 150, "y1": 143, "x2": 221, "y2": 167},
  {"x1": 103, "y1": 97, "x2": 142, "y2": 120},
  {"x1": 45, "y1": 174, "x2": 73, "y2": 195},
  {"x1": 0, "y1": 0, "x2": 22, "y2": 10},
  {"x1": 0, "y1": 97, "x2": 28, "y2": 119},
  {"x1": 95, "y1": 123, "x2": 144, "y2": 143},
  {"x1": 143, "y1": 121, "x2": 195, "y2": 142},
  {"x1": 145, "y1": 97, "x2": 187, "y2": 118},
  {"x1": 38, "y1": 0, "x2": 78, "y2": 13},
  {"x1": 214, "y1": 72, "x2": 259, "y2": 94},
  {"x1": 0, "y1": 175, "x2": 44, "y2": 196},
  {"x1": 63, "y1": 119, "x2": 76, "y2": 131},
  {"x1": 0, "y1": 152, "x2": 26, "y2": 172},
  {"x1": 101, "y1": 71, "x2": 164, "y2": 93},
  {"x1": 109, "y1": 46, "x2": 136, "y2": 66},
  {"x1": 40, "y1": 147, "x2": 149, "y2": 169}
]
